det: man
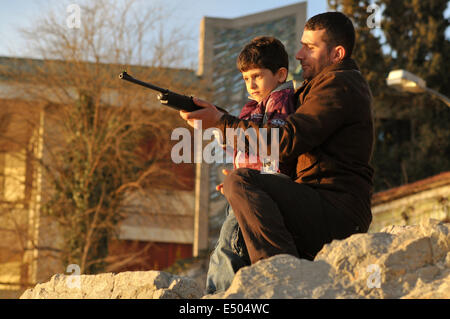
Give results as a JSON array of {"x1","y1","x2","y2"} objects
[{"x1": 180, "y1": 12, "x2": 374, "y2": 293}]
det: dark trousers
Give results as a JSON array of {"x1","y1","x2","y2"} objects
[{"x1": 222, "y1": 168, "x2": 361, "y2": 264}]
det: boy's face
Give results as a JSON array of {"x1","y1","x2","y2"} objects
[
  {"x1": 242, "y1": 68, "x2": 287, "y2": 102},
  {"x1": 295, "y1": 29, "x2": 334, "y2": 81}
]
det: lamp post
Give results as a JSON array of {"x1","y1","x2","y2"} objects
[{"x1": 386, "y1": 69, "x2": 450, "y2": 107}]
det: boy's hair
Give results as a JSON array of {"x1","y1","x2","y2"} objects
[
  {"x1": 305, "y1": 12, "x2": 355, "y2": 58},
  {"x1": 237, "y1": 36, "x2": 289, "y2": 74}
]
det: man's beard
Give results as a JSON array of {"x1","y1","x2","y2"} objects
[{"x1": 302, "y1": 55, "x2": 333, "y2": 81}]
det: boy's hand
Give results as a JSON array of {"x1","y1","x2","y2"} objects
[{"x1": 215, "y1": 168, "x2": 231, "y2": 195}]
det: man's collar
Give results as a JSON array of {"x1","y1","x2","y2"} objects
[
  {"x1": 321, "y1": 57, "x2": 360, "y2": 74},
  {"x1": 273, "y1": 80, "x2": 294, "y2": 93}
]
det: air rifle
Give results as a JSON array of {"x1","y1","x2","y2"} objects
[{"x1": 119, "y1": 71, "x2": 227, "y2": 113}]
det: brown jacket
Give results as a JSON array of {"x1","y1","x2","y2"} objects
[{"x1": 216, "y1": 58, "x2": 374, "y2": 231}]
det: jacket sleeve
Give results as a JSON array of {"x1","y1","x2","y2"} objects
[
  {"x1": 279, "y1": 72, "x2": 350, "y2": 162},
  {"x1": 215, "y1": 72, "x2": 350, "y2": 162}
]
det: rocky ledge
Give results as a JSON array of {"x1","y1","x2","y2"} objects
[{"x1": 21, "y1": 219, "x2": 449, "y2": 299}]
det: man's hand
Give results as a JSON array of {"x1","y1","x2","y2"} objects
[
  {"x1": 179, "y1": 97, "x2": 224, "y2": 129},
  {"x1": 215, "y1": 168, "x2": 231, "y2": 195}
]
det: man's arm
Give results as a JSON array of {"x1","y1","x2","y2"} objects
[
  {"x1": 278, "y1": 73, "x2": 350, "y2": 161},
  {"x1": 179, "y1": 72, "x2": 351, "y2": 163},
  {"x1": 215, "y1": 73, "x2": 350, "y2": 162}
]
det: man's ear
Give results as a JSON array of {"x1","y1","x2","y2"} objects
[
  {"x1": 276, "y1": 67, "x2": 288, "y2": 83},
  {"x1": 332, "y1": 46, "x2": 346, "y2": 63}
]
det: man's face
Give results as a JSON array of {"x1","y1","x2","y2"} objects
[
  {"x1": 295, "y1": 29, "x2": 333, "y2": 81},
  {"x1": 241, "y1": 68, "x2": 286, "y2": 102}
]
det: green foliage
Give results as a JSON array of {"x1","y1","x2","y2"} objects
[{"x1": 329, "y1": 0, "x2": 450, "y2": 191}]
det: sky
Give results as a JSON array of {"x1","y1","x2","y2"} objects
[
  {"x1": 0, "y1": 0, "x2": 327, "y2": 67},
  {"x1": 0, "y1": 0, "x2": 448, "y2": 68}
]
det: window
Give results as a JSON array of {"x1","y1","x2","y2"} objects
[{"x1": 0, "y1": 150, "x2": 27, "y2": 203}]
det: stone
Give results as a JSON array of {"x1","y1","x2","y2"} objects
[
  {"x1": 204, "y1": 219, "x2": 450, "y2": 299},
  {"x1": 21, "y1": 219, "x2": 450, "y2": 299},
  {"x1": 20, "y1": 270, "x2": 203, "y2": 299}
]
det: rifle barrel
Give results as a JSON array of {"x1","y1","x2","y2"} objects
[{"x1": 119, "y1": 71, "x2": 167, "y2": 94}]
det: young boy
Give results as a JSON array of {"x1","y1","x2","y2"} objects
[
  {"x1": 216, "y1": 36, "x2": 296, "y2": 193},
  {"x1": 207, "y1": 36, "x2": 297, "y2": 294}
]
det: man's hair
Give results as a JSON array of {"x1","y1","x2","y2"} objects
[
  {"x1": 305, "y1": 12, "x2": 355, "y2": 58},
  {"x1": 237, "y1": 36, "x2": 289, "y2": 74}
]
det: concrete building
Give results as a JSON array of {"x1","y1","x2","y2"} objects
[
  {"x1": 0, "y1": 56, "x2": 203, "y2": 296},
  {"x1": 370, "y1": 171, "x2": 450, "y2": 232}
]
